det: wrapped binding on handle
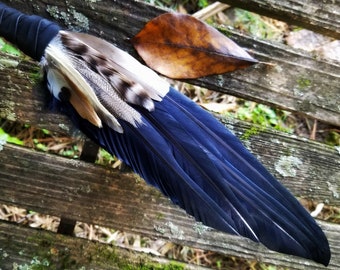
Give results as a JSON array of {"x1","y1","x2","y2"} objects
[{"x1": 0, "y1": 3, "x2": 60, "y2": 61}]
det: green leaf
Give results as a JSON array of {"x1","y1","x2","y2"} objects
[
  {"x1": 0, "y1": 128, "x2": 24, "y2": 145},
  {"x1": 0, "y1": 38, "x2": 22, "y2": 56}
]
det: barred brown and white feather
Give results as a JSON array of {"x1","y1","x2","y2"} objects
[
  {"x1": 71, "y1": 55, "x2": 143, "y2": 126},
  {"x1": 42, "y1": 31, "x2": 170, "y2": 133},
  {"x1": 59, "y1": 31, "x2": 168, "y2": 110},
  {"x1": 43, "y1": 37, "x2": 123, "y2": 132}
]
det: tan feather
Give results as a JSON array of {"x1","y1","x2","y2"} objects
[
  {"x1": 44, "y1": 37, "x2": 123, "y2": 132},
  {"x1": 47, "y1": 68, "x2": 102, "y2": 128}
]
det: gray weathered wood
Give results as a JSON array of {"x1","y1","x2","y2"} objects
[
  {"x1": 0, "y1": 54, "x2": 73, "y2": 133},
  {"x1": 220, "y1": 0, "x2": 340, "y2": 39},
  {"x1": 0, "y1": 220, "x2": 207, "y2": 270},
  {"x1": 0, "y1": 143, "x2": 339, "y2": 270},
  {"x1": 1, "y1": 0, "x2": 340, "y2": 126}
]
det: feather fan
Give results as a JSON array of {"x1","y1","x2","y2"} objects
[{"x1": 0, "y1": 3, "x2": 331, "y2": 266}]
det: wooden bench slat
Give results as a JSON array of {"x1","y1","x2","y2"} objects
[
  {"x1": 220, "y1": 0, "x2": 340, "y2": 39},
  {"x1": 0, "y1": 143, "x2": 339, "y2": 269},
  {"x1": 193, "y1": 32, "x2": 340, "y2": 127},
  {"x1": 0, "y1": 220, "x2": 207, "y2": 270},
  {"x1": 5, "y1": 0, "x2": 340, "y2": 39},
  {"x1": 1, "y1": 0, "x2": 340, "y2": 126}
]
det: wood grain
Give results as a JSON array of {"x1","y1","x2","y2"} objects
[
  {"x1": 220, "y1": 0, "x2": 340, "y2": 39},
  {"x1": 0, "y1": 220, "x2": 208, "y2": 269},
  {"x1": 1, "y1": 52, "x2": 339, "y2": 205}
]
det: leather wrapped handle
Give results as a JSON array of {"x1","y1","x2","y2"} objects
[{"x1": 0, "y1": 3, "x2": 60, "y2": 61}]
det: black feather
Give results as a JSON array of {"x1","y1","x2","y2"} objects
[{"x1": 58, "y1": 86, "x2": 331, "y2": 266}]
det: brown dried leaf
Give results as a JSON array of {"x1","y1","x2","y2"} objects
[{"x1": 132, "y1": 13, "x2": 258, "y2": 79}]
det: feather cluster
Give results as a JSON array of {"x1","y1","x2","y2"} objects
[
  {"x1": 0, "y1": 2, "x2": 330, "y2": 265},
  {"x1": 41, "y1": 30, "x2": 330, "y2": 266},
  {"x1": 43, "y1": 31, "x2": 169, "y2": 133}
]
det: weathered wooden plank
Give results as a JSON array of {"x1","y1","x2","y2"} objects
[
  {"x1": 0, "y1": 220, "x2": 206, "y2": 270},
  {"x1": 220, "y1": 0, "x2": 340, "y2": 39},
  {"x1": 1, "y1": 52, "x2": 339, "y2": 206},
  {"x1": 1, "y1": 0, "x2": 339, "y2": 127},
  {"x1": 193, "y1": 31, "x2": 340, "y2": 127},
  {"x1": 0, "y1": 54, "x2": 73, "y2": 133},
  {"x1": 0, "y1": 144, "x2": 339, "y2": 269}
]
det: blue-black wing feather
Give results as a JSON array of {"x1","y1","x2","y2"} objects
[{"x1": 58, "y1": 87, "x2": 330, "y2": 265}]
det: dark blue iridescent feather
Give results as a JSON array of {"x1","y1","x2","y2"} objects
[
  {"x1": 59, "y1": 87, "x2": 330, "y2": 265},
  {"x1": 0, "y1": 3, "x2": 60, "y2": 61}
]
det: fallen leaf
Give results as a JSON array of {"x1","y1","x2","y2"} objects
[{"x1": 132, "y1": 13, "x2": 258, "y2": 79}]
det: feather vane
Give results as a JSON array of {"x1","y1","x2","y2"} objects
[{"x1": 59, "y1": 87, "x2": 330, "y2": 265}]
